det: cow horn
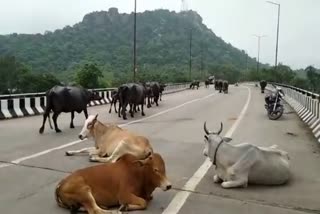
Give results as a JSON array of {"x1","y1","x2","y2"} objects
[
  {"x1": 204, "y1": 121, "x2": 211, "y2": 135},
  {"x1": 217, "y1": 122, "x2": 223, "y2": 135}
]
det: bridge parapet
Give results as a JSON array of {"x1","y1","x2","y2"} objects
[
  {"x1": 0, "y1": 82, "x2": 191, "y2": 120},
  {"x1": 268, "y1": 82, "x2": 320, "y2": 143}
]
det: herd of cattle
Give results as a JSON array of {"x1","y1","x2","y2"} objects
[
  {"x1": 189, "y1": 79, "x2": 229, "y2": 94},
  {"x1": 108, "y1": 82, "x2": 166, "y2": 120},
  {"x1": 35, "y1": 81, "x2": 292, "y2": 213},
  {"x1": 204, "y1": 79, "x2": 229, "y2": 93},
  {"x1": 39, "y1": 82, "x2": 166, "y2": 134},
  {"x1": 38, "y1": 79, "x2": 230, "y2": 134}
]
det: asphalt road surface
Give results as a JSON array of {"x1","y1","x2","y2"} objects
[{"x1": 0, "y1": 84, "x2": 319, "y2": 214}]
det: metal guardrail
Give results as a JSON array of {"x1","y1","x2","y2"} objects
[
  {"x1": 269, "y1": 82, "x2": 320, "y2": 100},
  {"x1": 262, "y1": 82, "x2": 320, "y2": 143}
]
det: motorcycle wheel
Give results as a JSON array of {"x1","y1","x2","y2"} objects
[{"x1": 268, "y1": 107, "x2": 284, "y2": 120}]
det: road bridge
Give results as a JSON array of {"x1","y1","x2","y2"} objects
[{"x1": 0, "y1": 83, "x2": 319, "y2": 214}]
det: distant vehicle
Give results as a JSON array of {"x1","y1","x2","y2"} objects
[{"x1": 208, "y1": 76, "x2": 215, "y2": 84}]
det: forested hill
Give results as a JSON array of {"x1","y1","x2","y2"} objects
[{"x1": 0, "y1": 8, "x2": 257, "y2": 81}]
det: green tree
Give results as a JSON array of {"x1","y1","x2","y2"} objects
[
  {"x1": 0, "y1": 56, "x2": 19, "y2": 93},
  {"x1": 305, "y1": 65, "x2": 320, "y2": 92},
  {"x1": 18, "y1": 72, "x2": 61, "y2": 93},
  {"x1": 75, "y1": 63, "x2": 103, "y2": 88}
]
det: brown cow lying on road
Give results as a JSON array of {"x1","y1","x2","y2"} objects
[
  {"x1": 65, "y1": 114, "x2": 153, "y2": 163},
  {"x1": 55, "y1": 153, "x2": 172, "y2": 214}
]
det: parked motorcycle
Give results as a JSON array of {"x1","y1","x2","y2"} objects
[{"x1": 264, "y1": 87, "x2": 285, "y2": 120}]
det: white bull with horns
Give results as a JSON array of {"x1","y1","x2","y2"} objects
[{"x1": 203, "y1": 122, "x2": 291, "y2": 188}]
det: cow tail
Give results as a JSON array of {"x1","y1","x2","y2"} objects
[
  {"x1": 55, "y1": 181, "x2": 82, "y2": 213},
  {"x1": 55, "y1": 182, "x2": 67, "y2": 209},
  {"x1": 45, "y1": 90, "x2": 53, "y2": 129},
  {"x1": 48, "y1": 112, "x2": 53, "y2": 129}
]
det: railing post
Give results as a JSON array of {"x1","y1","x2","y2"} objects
[{"x1": 316, "y1": 100, "x2": 320, "y2": 119}]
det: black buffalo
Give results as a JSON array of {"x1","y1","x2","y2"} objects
[
  {"x1": 208, "y1": 76, "x2": 215, "y2": 84},
  {"x1": 214, "y1": 80, "x2": 218, "y2": 90},
  {"x1": 222, "y1": 81, "x2": 229, "y2": 94},
  {"x1": 205, "y1": 80, "x2": 210, "y2": 88},
  {"x1": 215, "y1": 80, "x2": 223, "y2": 92},
  {"x1": 39, "y1": 85, "x2": 101, "y2": 134},
  {"x1": 190, "y1": 80, "x2": 200, "y2": 90},
  {"x1": 143, "y1": 82, "x2": 153, "y2": 108},
  {"x1": 260, "y1": 80, "x2": 267, "y2": 93},
  {"x1": 147, "y1": 82, "x2": 161, "y2": 106},
  {"x1": 118, "y1": 83, "x2": 147, "y2": 120}
]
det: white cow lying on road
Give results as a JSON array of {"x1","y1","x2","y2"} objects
[
  {"x1": 203, "y1": 122, "x2": 290, "y2": 188},
  {"x1": 65, "y1": 114, "x2": 153, "y2": 163}
]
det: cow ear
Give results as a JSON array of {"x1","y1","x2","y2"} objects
[
  {"x1": 134, "y1": 160, "x2": 144, "y2": 167},
  {"x1": 134, "y1": 157, "x2": 150, "y2": 167},
  {"x1": 223, "y1": 137, "x2": 232, "y2": 142},
  {"x1": 94, "y1": 114, "x2": 98, "y2": 120}
]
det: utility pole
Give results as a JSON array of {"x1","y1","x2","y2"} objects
[
  {"x1": 267, "y1": 1, "x2": 281, "y2": 68},
  {"x1": 189, "y1": 28, "x2": 192, "y2": 81},
  {"x1": 253, "y1": 35, "x2": 266, "y2": 75},
  {"x1": 181, "y1": 0, "x2": 188, "y2": 11},
  {"x1": 246, "y1": 52, "x2": 248, "y2": 72},
  {"x1": 133, "y1": 0, "x2": 137, "y2": 82},
  {"x1": 200, "y1": 42, "x2": 204, "y2": 80}
]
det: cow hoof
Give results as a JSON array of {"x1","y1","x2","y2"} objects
[
  {"x1": 55, "y1": 129, "x2": 62, "y2": 133},
  {"x1": 39, "y1": 127, "x2": 44, "y2": 134},
  {"x1": 119, "y1": 204, "x2": 128, "y2": 211},
  {"x1": 70, "y1": 125, "x2": 75, "y2": 129},
  {"x1": 142, "y1": 112, "x2": 145, "y2": 116},
  {"x1": 213, "y1": 175, "x2": 222, "y2": 183},
  {"x1": 65, "y1": 151, "x2": 72, "y2": 156},
  {"x1": 221, "y1": 182, "x2": 232, "y2": 188},
  {"x1": 89, "y1": 156, "x2": 99, "y2": 162},
  {"x1": 147, "y1": 194, "x2": 153, "y2": 201}
]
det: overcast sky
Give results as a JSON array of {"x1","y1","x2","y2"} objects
[{"x1": 0, "y1": 0, "x2": 319, "y2": 69}]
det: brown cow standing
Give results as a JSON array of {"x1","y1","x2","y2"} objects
[{"x1": 55, "y1": 153, "x2": 171, "y2": 214}]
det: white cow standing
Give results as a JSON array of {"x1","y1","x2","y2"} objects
[{"x1": 203, "y1": 122, "x2": 291, "y2": 188}]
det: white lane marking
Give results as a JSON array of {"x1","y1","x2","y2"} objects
[
  {"x1": 162, "y1": 86, "x2": 251, "y2": 214},
  {"x1": 0, "y1": 92, "x2": 217, "y2": 169},
  {"x1": 0, "y1": 163, "x2": 12, "y2": 168}
]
